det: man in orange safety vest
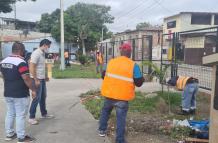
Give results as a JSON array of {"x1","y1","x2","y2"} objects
[
  {"x1": 98, "y1": 42, "x2": 144, "y2": 143},
  {"x1": 168, "y1": 76, "x2": 199, "y2": 115}
]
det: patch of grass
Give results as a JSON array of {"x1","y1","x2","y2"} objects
[
  {"x1": 52, "y1": 64, "x2": 100, "y2": 79},
  {"x1": 80, "y1": 90, "x2": 182, "y2": 119},
  {"x1": 157, "y1": 91, "x2": 181, "y2": 107},
  {"x1": 170, "y1": 126, "x2": 192, "y2": 140},
  {"x1": 129, "y1": 92, "x2": 160, "y2": 113},
  {"x1": 79, "y1": 90, "x2": 104, "y2": 119}
]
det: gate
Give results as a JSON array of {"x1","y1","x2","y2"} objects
[
  {"x1": 99, "y1": 35, "x2": 153, "y2": 74},
  {"x1": 161, "y1": 26, "x2": 218, "y2": 90}
]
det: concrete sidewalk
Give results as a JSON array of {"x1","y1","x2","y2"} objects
[{"x1": 0, "y1": 79, "x2": 161, "y2": 143}]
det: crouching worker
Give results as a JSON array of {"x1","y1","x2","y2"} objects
[
  {"x1": 98, "y1": 42, "x2": 144, "y2": 143},
  {"x1": 167, "y1": 76, "x2": 199, "y2": 115}
]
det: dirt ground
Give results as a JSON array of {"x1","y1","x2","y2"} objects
[{"x1": 106, "y1": 92, "x2": 211, "y2": 143}]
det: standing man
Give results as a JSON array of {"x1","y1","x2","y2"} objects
[
  {"x1": 167, "y1": 76, "x2": 199, "y2": 115},
  {"x1": 96, "y1": 50, "x2": 103, "y2": 74},
  {"x1": 0, "y1": 42, "x2": 36, "y2": 142},
  {"x1": 64, "y1": 50, "x2": 70, "y2": 67},
  {"x1": 28, "y1": 39, "x2": 54, "y2": 125},
  {"x1": 99, "y1": 42, "x2": 144, "y2": 143}
]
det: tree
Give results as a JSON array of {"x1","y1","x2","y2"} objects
[
  {"x1": 65, "y1": 3, "x2": 114, "y2": 55},
  {"x1": 0, "y1": 0, "x2": 36, "y2": 13},
  {"x1": 136, "y1": 22, "x2": 152, "y2": 30},
  {"x1": 38, "y1": 2, "x2": 114, "y2": 55},
  {"x1": 38, "y1": 9, "x2": 60, "y2": 33}
]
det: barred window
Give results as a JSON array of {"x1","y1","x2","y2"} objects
[
  {"x1": 167, "y1": 21, "x2": 176, "y2": 29},
  {"x1": 191, "y1": 14, "x2": 211, "y2": 25}
]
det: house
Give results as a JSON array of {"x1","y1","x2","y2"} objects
[
  {"x1": 99, "y1": 27, "x2": 162, "y2": 62},
  {"x1": 0, "y1": 17, "x2": 37, "y2": 31},
  {"x1": 163, "y1": 12, "x2": 218, "y2": 65}
]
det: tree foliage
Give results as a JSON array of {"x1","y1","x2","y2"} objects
[
  {"x1": 38, "y1": 2, "x2": 114, "y2": 54},
  {"x1": 37, "y1": 9, "x2": 60, "y2": 33},
  {"x1": 136, "y1": 22, "x2": 152, "y2": 30},
  {"x1": 0, "y1": 0, "x2": 36, "y2": 13}
]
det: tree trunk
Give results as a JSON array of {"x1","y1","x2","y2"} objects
[{"x1": 82, "y1": 39, "x2": 86, "y2": 55}]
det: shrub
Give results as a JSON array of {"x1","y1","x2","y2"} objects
[{"x1": 78, "y1": 55, "x2": 88, "y2": 65}]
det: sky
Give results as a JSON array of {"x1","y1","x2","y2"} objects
[{"x1": 0, "y1": 0, "x2": 218, "y2": 33}]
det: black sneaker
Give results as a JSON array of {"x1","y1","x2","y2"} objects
[
  {"x1": 5, "y1": 133, "x2": 17, "y2": 141},
  {"x1": 17, "y1": 135, "x2": 35, "y2": 143},
  {"x1": 98, "y1": 130, "x2": 106, "y2": 137}
]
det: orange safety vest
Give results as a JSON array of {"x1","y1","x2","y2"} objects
[
  {"x1": 101, "y1": 56, "x2": 135, "y2": 101},
  {"x1": 97, "y1": 53, "x2": 103, "y2": 64},
  {"x1": 176, "y1": 76, "x2": 190, "y2": 90}
]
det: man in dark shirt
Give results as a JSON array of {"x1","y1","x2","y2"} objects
[{"x1": 0, "y1": 42, "x2": 36, "y2": 143}]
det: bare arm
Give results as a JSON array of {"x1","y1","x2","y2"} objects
[
  {"x1": 29, "y1": 62, "x2": 37, "y2": 80},
  {"x1": 29, "y1": 62, "x2": 40, "y2": 87},
  {"x1": 21, "y1": 74, "x2": 36, "y2": 99},
  {"x1": 21, "y1": 74, "x2": 35, "y2": 91}
]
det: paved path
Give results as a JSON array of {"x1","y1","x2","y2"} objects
[{"x1": 0, "y1": 79, "x2": 161, "y2": 143}]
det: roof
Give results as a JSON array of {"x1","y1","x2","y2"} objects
[
  {"x1": 0, "y1": 17, "x2": 36, "y2": 24},
  {"x1": 164, "y1": 12, "x2": 218, "y2": 20},
  {"x1": 115, "y1": 27, "x2": 162, "y2": 36}
]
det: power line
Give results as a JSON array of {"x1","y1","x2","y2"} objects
[
  {"x1": 111, "y1": 0, "x2": 162, "y2": 29},
  {"x1": 115, "y1": 0, "x2": 150, "y2": 20}
]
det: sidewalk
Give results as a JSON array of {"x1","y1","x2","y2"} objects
[
  {"x1": 0, "y1": 79, "x2": 165, "y2": 143},
  {"x1": 0, "y1": 79, "x2": 110, "y2": 143}
]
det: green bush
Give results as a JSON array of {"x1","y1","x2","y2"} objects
[{"x1": 78, "y1": 55, "x2": 88, "y2": 65}]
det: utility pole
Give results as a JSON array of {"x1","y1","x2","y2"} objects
[
  {"x1": 60, "y1": 0, "x2": 65, "y2": 70},
  {"x1": 14, "y1": 3, "x2": 17, "y2": 29},
  {"x1": 101, "y1": 27, "x2": 104, "y2": 41}
]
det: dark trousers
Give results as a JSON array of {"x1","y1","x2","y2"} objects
[
  {"x1": 29, "y1": 80, "x2": 47, "y2": 119},
  {"x1": 99, "y1": 98, "x2": 128, "y2": 143}
]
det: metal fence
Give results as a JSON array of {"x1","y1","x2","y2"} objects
[
  {"x1": 99, "y1": 36, "x2": 154, "y2": 74},
  {"x1": 161, "y1": 26, "x2": 218, "y2": 90}
]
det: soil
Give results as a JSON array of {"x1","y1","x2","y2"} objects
[{"x1": 106, "y1": 92, "x2": 211, "y2": 143}]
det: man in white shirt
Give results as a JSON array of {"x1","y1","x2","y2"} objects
[{"x1": 28, "y1": 39, "x2": 54, "y2": 125}]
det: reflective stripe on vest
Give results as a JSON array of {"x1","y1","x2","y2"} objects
[
  {"x1": 106, "y1": 73, "x2": 134, "y2": 83},
  {"x1": 101, "y1": 56, "x2": 135, "y2": 101}
]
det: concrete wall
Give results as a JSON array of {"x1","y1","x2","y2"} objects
[{"x1": 163, "y1": 13, "x2": 218, "y2": 34}]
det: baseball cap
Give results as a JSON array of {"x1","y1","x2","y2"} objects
[{"x1": 119, "y1": 42, "x2": 132, "y2": 51}]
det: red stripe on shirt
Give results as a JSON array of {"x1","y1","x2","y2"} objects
[{"x1": 18, "y1": 66, "x2": 28, "y2": 73}]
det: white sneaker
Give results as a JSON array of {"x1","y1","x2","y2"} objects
[
  {"x1": 40, "y1": 114, "x2": 54, "y2": 119},
  {"x1": 28, "y1": 119, "x2": 39, "y2": 125}
]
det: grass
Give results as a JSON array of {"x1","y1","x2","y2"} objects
[
  {"x1": 80, "y1": 90, "x2": 104, "y2": 119},
  {"x1": 80, "y1": 90, "x2": 182, "y2": 119},
  {"x1": 80, "y1": 90, "x2": 210, "y2": 141},
  {"x1": 52, "y1": 63, "x2": 101, "y2": 79}
]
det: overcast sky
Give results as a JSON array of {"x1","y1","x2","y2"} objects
[{"x1": 0, "y1": 0, "x2": 218, "y2": 33}]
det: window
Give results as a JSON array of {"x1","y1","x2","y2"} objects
[
  {"x1": 214, "y1": 15, "x2": 218, "y2": 25},
  {"x1": 167, "y1": 21, "x2": 176, "y2": 29},
  {"x1": 162, "y1": 49, "x2": 167, "y2": 54},
  {"x1": 108, "y1": 48, "x2": 112, "y2": 55},
  {"x1": 191, "y1": 14, "x2": 211, "y2": 25}
]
